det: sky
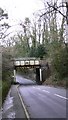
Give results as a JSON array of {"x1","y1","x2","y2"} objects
[
  {"x1": 0, "y1": 0, "x2": 66, "y2": 40},
  {"x1": 0, "y1": 0, "x2": 45, "y2": 25},
  {"x1": 0, "y1": 0, "x2": 46, "y2": 38},
  {"x1": 0, "y1": 0, "x2": 63, "y2": 26}
]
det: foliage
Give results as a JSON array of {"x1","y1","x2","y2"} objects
[
  {"x1": 2, "y1": 80, "x2": 11, "y2": 104},
  {"x1": 52, "y1": 47, "x2": 68, "y2": 79},
  {"x1": 2, "y1": 47, "x2": 13, "y2": 80},
  {"x1": 1, "y1": 0, "x2": 67, "y2": 88},
  {"x1": 28, "y1": 46, "x2": 37, "y2": 57},
  {"x1": 35, "y1": 44, "x2": 47, "y2": 59},
  {"x1": 29, "y1": 44, "x2": 47, "y2": 59},
  {"x1": 0, "y1": 7, "x2": 10, "y2": 41},
  {"x1": 2, "y1": 46, "x2": 13, "y2": 104},
  {"x1": 0, "y1": 81, "x2": 2, "y2": 108},
  {"x1": 0, "y1": 8, "x2": 13, "y2": 105}
]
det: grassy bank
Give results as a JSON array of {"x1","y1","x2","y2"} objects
[
  {"x1": 43, "y1": 76, "x2": 67, "y2": 88},
  {"x1": 0, "y1": 88, "x2": 2, "y2": 108},
  {"x1": 0, "y1": 80, "x2": 2, "y2": 108},
  {"x1": 2, "y1": 80, "x2": 11, "y2": 104}
]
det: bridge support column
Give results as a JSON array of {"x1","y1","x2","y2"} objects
[
  {"x1": 36, "y1": 68, "x2": 42, "y2": 84},
  {"x1": 40, "y1": 68, "x2": 42, "y2": 82},
  {"x1": 36, "y1": 68, "x2": 40, "y2": 84},
  {"x1": 14, "y1": 69, "x2": 16, "y2": 82}
]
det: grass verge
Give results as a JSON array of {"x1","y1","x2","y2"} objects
[
  {"x1": 0, "y1": 80, "x2": 2, "y2": 108},
  {"x1": 43, "y1": 76, "x2": 67, "y2": 88},
  {"x1": 2, "y1": 80, "x2": 11, "y2": 105}
]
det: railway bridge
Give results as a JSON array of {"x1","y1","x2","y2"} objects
[{"x1": 13, "y1": 58, "x2": 48, "y2": 84}]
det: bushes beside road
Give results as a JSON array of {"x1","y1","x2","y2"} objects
[
  {"x1": 2, "y1": 80, "x2": 11, "y2": 104},
  {"x1": 0, "y1": 81, "x2": 2, "y2": 108},
  {"x1": 2, "y1": 47, "x2": 13, "y2": 105}
]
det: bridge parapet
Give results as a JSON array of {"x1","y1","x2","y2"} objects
[{"x1": 13, "y1": 57, "x2": 41, "y2": 68}]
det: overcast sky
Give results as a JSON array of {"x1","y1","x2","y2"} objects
[
  {"x1": 0, "y1": 0, "x2": 45, "y2": 25},
  {"x1": 0, "y1": 0, "x2": 64, "y2": 39}
]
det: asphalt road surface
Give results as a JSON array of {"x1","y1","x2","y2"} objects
[
  {"x1": 16, "y1": 75, "x2": 67, "y2": 119},
  {"x1": 16, "y1": 74, "x2": 36, "y2": 85}
]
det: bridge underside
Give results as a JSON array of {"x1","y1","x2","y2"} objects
[
  {"x1": 14, "y1": 66, "x2": 42, "y2": 85},
  {"x1": 14, "y1": 64, "x2": 40, "y2": 68}
]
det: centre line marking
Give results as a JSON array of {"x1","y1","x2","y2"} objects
[
  {"x1": 42, "y1": 90, "x2": 50, "y2": 93},
  {"x1": 54, "y1": 94, "x2": 68, "y2": 100}
]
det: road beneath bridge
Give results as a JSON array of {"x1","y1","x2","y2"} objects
[{"x1": 2, "y1": 75, "x2": 67, "y2": 119}]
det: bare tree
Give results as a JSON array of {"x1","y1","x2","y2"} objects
[
  {"x1": 40, "y1": 0, "x2": 66, "y2": 18},
  {"x1": 0, "y1": 8, "x2": 11, "y2": 46}
]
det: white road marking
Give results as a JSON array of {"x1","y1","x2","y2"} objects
[
  {"x1": 33, "y1": 87, "x2": 36, "y2": 89},
  {"x1": 54, "y1": 94, "x2": 68, "y2": 100},
  {"x1": 17, "y1": 86, "x2": 30, "y2": 120},
  {"x1": 42, "y1": 90, "x2": 50, "y2": 93}
]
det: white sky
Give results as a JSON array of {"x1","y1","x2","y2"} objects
[
  {"x1": 0, "y1": 0, "x2": 65, "y2": 40},
  {"x1": 0, "y1": 0, "x2": 45, "y2": 25}
]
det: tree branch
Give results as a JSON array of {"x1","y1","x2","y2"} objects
[
  {"x1": 40, "y1": 2, "x2": 66, "y2": 18},
  {"x1": 47, "y1": 2, "x2": 66, "y2": 18}
]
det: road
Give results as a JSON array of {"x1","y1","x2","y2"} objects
[
  {"x1": 16, "y1": 75, "x2": 67, "y2": 119},
  {"x1": 16, "y1": 75, "x2": 36, "y2": 85}
]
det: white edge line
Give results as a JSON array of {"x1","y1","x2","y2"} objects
[
  {"x1": 16, "y1": 85, "x2": 30, "y2": 119},
  {"x1": 54, "y1": 94, "x2": 68, "y2": 100}
]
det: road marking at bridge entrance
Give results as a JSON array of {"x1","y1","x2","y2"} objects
[
  {"x1": 42, "y1": 90, "x2": 50, "y2": 93},
  {"x1": 54, "y1": 94, "x2": 68, "y2": 100},
  {"x1": 17, "y1": 86, "x2": 30, "y2": 120},
  {"x1": 33, "y1": 87, "x2": 36, "y2": 89}
]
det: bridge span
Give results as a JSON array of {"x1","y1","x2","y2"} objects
[{"x1": 13, "y1": 57, "x2": 48, "y2": 84}]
